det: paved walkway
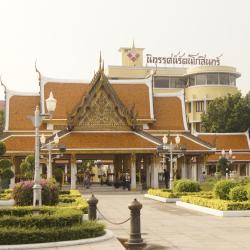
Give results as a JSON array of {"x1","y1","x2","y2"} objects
[{"x1": 87, "y1": 193, "x2": 250, "y2": 250}]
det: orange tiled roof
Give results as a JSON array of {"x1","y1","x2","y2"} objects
[
  {"x1": 0, "y1": 100, "x2": 4, "y2": 111},
  {"x1": 43, "y1": 82, "x2": 151, "y2": 120},
  {"x1": 2, "y1": 135, "x2": 35, "y2": 152},
  {"x1": 198, "y1": 133, "x2": 250, "y2": 150},
  {"x1": 57, "y1": 132, "x2": 158, "y2": 150},
  {"x1": 149, "y1": 97, "x2": 185, "y2": 131},
  {"x1": 154, "y1": 134, "x2": 212, "y2": 151},
  {"x1": 9, "y1": 96, "x2": 40, "y2": 130},
  {"x1": 112, "y1": 84, "x2": 151, "y2": 119},
  {"x1": 207, "y1": 153, "x2": 250, "y2": 162},
  {"x1": 44, "y1": 82, "x2": 90, "y2": 119}
]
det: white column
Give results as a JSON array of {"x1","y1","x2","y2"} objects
[
  {"x1": 47, "y1": 150, "x2": 52, "y2": 179},
  {"x1": 181, "y1": 158, "x2": 187, "y2": 179},
  {"x1": 131, "y1": 154, "x2": 136, "y2": 190},
  {"x1": 71, "y1": 155, "x2": 77, "y2": 190},
  {"x1": 151, "y1": 154, "x2": 159, "y2": 188},
  {"x1": 248, "y1": 163, "x2": 250, "y2": 176},
  {"x1": 146, "y1": 157, "x2": 151, "y2": 188},
  {"x1": 192, "y1": 161, "x2": 198, "y2": 181},
  {"x1": 10, "y1": 164, "x2": 15, "y2": 188}
]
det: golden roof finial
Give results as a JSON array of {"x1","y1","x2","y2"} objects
[
  {"x1": 102, "y1": 60, "x2": 104, "y2": 72},
  {"x1": 0, "y1": 75, "x2": 6, "y2": 89},
  {"x1": 35, "y1": 59, "x2": 41, "y2": 82},
  {"x1": 99, "y1": 51, "x2": 102, "y2": 71}
]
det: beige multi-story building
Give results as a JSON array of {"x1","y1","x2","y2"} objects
[{"x1": 107, "y1": 45, "x2": 240, "y2": 133}]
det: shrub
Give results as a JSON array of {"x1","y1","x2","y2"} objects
[
  {"x1": 213, "y1": 180, "x2": 239, "y2": 200},
  {"x1": 13, "y1": 179, "x2": 59, "y2": 206},
  {"x1": 0, "y1": 141, "x2": 6, "y2": 155},
  {"x1": 229, "y1": 186, "x2": 248, "y2": 202},
  {"x1": 0, "y1": 221, "x2": 105, "y2": 245},
  {"x1": 246, "y1": 184, "x2": 250, "y2": 201},
  {"x1": 173, "y1": 179, "x2": 200, "y2": 193}
]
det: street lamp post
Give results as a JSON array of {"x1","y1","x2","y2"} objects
[
  {"x1": 221, "y1": 149, "x2": 233, "y2": 179},
  {"x1": 161, "y1": 134, "x2": 182, "y2": 190},
  {"x1": 31, "y1": 92, "x2": 57, "y2": 207},
  {"x1": 40, "y1": 133, "x2": 60, "y2": 179}
]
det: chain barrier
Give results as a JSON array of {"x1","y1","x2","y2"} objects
[{"x1": 96, "y1": 207, "x2": 130, "y2": 225}]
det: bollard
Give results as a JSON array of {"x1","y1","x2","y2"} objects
[
  {"x1": 127, "y1": 198, "x2": 145, "y2": 247},
  {"x1": 87, "y1": 194, "x2": 98, "y2": 220}
]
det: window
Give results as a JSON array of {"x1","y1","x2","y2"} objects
[
  {"x1": 195, "y1": 74, "x2": 207, "y2": 85},
  {"x1": 196, "y1": 122, "x2": 201, "y2": 132},
  {"x1": 154, "y1": 77, "x2": 169, "y2": 88},
  {"x1": 219, "y1": 73, "x2": 229, "y2": 85},
  {"x1": 189, "y1": 76, "x2": 195, "y2": 86},
  {"x1": 171, "y1": 78, "x2": 186, "y2": 88},
  {"x1": 154, "y1": 76, "x2": 186, "y2": 88},
  {"x1": 187, "y1": 102, "x2": 191, "y2": 113},
  {"x1": 229, "y1": 74, "x2": 236, "y2": 86},
  {"x1": 196, "y1": 101, "x2": 204, "y2": 112},
  {"x1": 207, "y1": 73, "x2": 219, "y2": 85}
]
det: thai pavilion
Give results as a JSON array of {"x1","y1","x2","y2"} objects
[{"x1": 1, "y1": 46, "x2": 250, "y2": 190}]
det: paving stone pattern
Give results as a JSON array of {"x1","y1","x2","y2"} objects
[{"x1": 90, "y1": 193, "x2": 250, "y2": 250}]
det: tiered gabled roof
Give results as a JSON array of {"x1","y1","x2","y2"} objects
[
  {"x1": 45, "y1": 131, "x2": 160, "y2": 153},
  {"x1": 196, "y1": 131, "x2": 250, "y2": 151},
  {"x1": 40, "y1": 75, "x2": 153, "y2": 122},
  {"x1": 1, "y1": 134, "x2": 35, "y2": 153},
  {"x1": 196, "y1": 131, "x2": 250, "y2": 162},
  {"x1": 67, "y1": 68, "x2": 138, "y2": 131},
  {"x1": 4, "y1": 90, "x2": 40, "y2": 131}
]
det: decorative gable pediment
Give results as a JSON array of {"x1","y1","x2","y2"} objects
[{"x1": 67, "y1": 67, "x2": 137, "y2": 131}]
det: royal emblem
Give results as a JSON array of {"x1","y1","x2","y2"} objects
[{"x1": 127, "y1": 50, "x2": 140, "y2": 62}]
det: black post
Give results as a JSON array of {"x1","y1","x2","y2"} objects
[
  {"x1": 87, "y1": 194, "x2": 98, "y2": 220},
  {"x1": 127, "y1": 198, "x2": 145, "y2": 247}
]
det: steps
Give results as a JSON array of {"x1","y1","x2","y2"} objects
[{"x1": 61, "y1": 184, "x2": 145, "y2": 194}]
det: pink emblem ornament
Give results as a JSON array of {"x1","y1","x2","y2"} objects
[{"x1": 127, "y1": 50, "x2": 140, "y2": 62}]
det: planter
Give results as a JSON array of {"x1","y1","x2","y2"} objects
[
  {"x1": 176, "y1": 201, "x2": 250, "y2": 217},
  {"x1": 0, "y1": 199, "x2": 15, "y2": 206},
  {"x1": 144, "y1": 194, "x2": 180, "y2": 203}
]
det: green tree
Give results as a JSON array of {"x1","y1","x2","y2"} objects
[
  {"x1": 0, "y1": 141, "x2": 14, "y2": 188},
  {"x1": 216, "y1": 157, "x2": 231, "y2": 176},
  {"x1": 201, "y1": 92, "x2": 250, "y2": 132},
  {"x1": 20, "y1": 155, "x2": 35, "y2": 179}
]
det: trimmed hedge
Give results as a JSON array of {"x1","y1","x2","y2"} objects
[
  {"x1": 173, "y1": 179, "x2": 200, "y2": 193},
  {"x1": 0, "y1": 208, "x2": 82, "y2": 228},
  {"x1": 213, "y1": 180, "x2": 239, "y2": 200},
  {"x1": 0, "y1": 206, "x2": 55, "y2": 217},
  {"x1": 147, "y1": 189, "x2": 213, "y2": 199},
  {"x1": 0, "y1": 221, "x2": 105, "y2": 245},
  {"x1": 58, "y1": 190, "x2": 88, "y2": 213},
  {"x1": 181, "y1": 195, "x2": 250, "y2": 211}
]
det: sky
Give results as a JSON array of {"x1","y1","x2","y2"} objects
[{"x1": 0, "y1": 0, "x2": 250, "y2": 99}]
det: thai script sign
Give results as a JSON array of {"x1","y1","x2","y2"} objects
[{"x1": 146, "y1": 52, "x2": 222, "y2": 66}]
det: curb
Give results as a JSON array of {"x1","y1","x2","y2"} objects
[
  {"x1": 144, "y1": 194, "x2": 180, "y2": 203},
  {"x1": 176, "y1": 201, "x2": 250, "y2": 217}
]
